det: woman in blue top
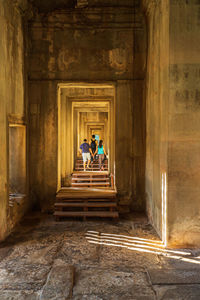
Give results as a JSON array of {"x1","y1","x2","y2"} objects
[{"x1": 97, "y1": 140, "x2": 106, "y2": 171}]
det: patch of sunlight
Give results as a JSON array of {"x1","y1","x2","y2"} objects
[
  {"x1": 85, "y1": 231, "x2": 200, "y2": 265},
  {"x1": 87, "y1": 231, "x2": 163, "y2": 244}
]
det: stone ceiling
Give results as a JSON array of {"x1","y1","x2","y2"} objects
[
  {"x1": 30, "y1": 0, "x2": 76, "y2": 12},
  {"x1": 30, "y1": 0, "x2": 140, "y2": 13}
]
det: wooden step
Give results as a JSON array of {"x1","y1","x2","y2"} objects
[
  {"x1": 75, "y1": 168, "x2": 108, "y2": 171},
  {"x1": 76, "y1": 159, "x2": 108, "y2": 162},
  {"x1": 56, "y1": 194, "x2": 116, "y2": 199},
  {"x1": 76, "y1": 164, "x2": 108, "y2": 166},
  {"x1": 72, "y1": 178, "x2": 109, "y2": 182},
  {"x1": 76, "y1": 162, "x2": 108, "y2": 166},
  {"x1": 56, "y1": 192, "x2": 116, "y2": 198},
  {"x1": 56, "y1": 188, "x2": 117, "y2": 199},
  {"x1": 73, "y1": 171, "x2": 109, "y2": 175},
  {"x1": 72, "y1": 175, "x2": 109, "y2": 178},
  {"x1": 54, "y1": 211, "x2": 119, "y2": 218},
  {"x1": 55, "y1": 198, "x2": 116, "y2": 203},
  {"x1": 71, "y1": 182, "x2": 110, "y2": 187},
  {"x1": 75, "y1": 168, "x2": 108, "y2": 170},
  {"x1": 55, "y1": 202, "x2": 117, "y2": 208}
]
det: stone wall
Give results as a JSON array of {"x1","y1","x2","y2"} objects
[
  {"x1": 143, "y1": 0, "x2": 169, "y2": 239},
  {"x1": 168, "y1": 0, "x2": 200, "y2": 246},
  {"x1": 0, "y1": 0, "x2": 29, "y2": 241},
  {"x1": 143, "y1": 0, "x2": 200, "y2": 246},
  {"x1": 28, "y1": 3, "x2": 147, "y2": 211}
]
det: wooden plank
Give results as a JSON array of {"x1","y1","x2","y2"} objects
[
  {"x1": 72, "y1": 171, "x2": 109, "y2": 175},
  {"x1": 76, "y1": 159, "x2": 108, "y2": 162},
  {"x1": 56, "y1": 191, "x2": 116, "y2": 198},
  {"x1": 76, "y1": 163, "x2": 108, "y2": 167},
  {"x1": 73, "y1": 174, "x2": 109, "y2": 177},
  {"x1": 75, "y1": 169, "x2": 108, "y2": 171},
  {"x1": 57, "y1": 186, "x2": 114, "y2": 191},
  {"x1": 71, "y1": 178, "x2": 109, "y2": 182},
  {"x1": 55, "y1": 202, "x2": 117, "y2": 208},
  {"x1": 54, "y1": 211, "x2": 119, "y2": 217},
  {"x1": 71, "y1": 182, "x2": 110, "y2": 185},
  {"x1": 57, "y1": 187, "x2": 117, "y2": 196},
  {"x1": 75, "y1": 166, "x2": 108, "y2": 169},
  {"x1": 55, "y1": 198, "x2": 116, "y2": 203},
  {"x1": 57, "y1": 190, "x2": 115, "y2": 194},
  {"x1": 71, "y1": 182, "x2": 110, "y2": 186}
]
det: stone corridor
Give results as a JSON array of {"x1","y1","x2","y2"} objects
[{"x1": 0, "y1": 214, "x2": 200, "y2": 300}]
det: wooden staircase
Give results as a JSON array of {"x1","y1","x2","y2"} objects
[
  {"x1": 54, "y1": 166, "x2": 118, "y2": 220},
  {"x1": 71, "y1": 171, "x2": 110, "y2": 188},
  {"x1": 75, "y1": 157, "x2": 108, "y2": 171}
]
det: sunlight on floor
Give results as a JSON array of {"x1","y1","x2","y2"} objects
[{"x1": 85, "y1": 231, "x2": 200, "y2": 265}]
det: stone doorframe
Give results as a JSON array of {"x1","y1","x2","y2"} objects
[{"x1": 57, "y1": 83, "x2": 116, "y2": 190}]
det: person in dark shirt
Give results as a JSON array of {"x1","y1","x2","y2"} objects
[
  {"x1": 80, "y1": 139, "x2": 91, "y2": 171},
  {"x1": 90, "y1": 134, "x2": 98, "y2": 165}
]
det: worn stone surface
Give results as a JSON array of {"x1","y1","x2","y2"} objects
[
  {"x1": 142, "y1": 0, "x2": 200, "y2": 247},
  {"x1": 40, "y1": 265, "x2": 74, "y2": 300},
  {"x1": 167, "y1": 1, "x2": 200, "y2": 247},
  {"x1": 0, "y1": 290, "x2": 39, "y2": 300},
  {"x1": 148, "y1": 269, "x2": 200, "y2": 285},
  {"x1": 0, "y1": 213, "x2": 200, "y2": 299},
  {"x1": 73, "y1": 268, "x2": 149, "y2": 294},
  {"x1": 154, "y1": 285, "x2": 200, "y2": 300},
  {"x1": 143, "y1": 0, "x2": 169, "y2": 238},
  {"x1": 0, "y1": 0, "x2": 30, "y2": 242},
  {"x1": 28, "y1": 1, "x2": 146, "y2": 212}
]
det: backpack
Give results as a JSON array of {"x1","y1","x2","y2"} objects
[{"x1": 91, "y1": 139, "x2": 96, "y2": 150}]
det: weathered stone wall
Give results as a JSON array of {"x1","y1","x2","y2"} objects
[
  {"x1": 168, "y1": 0, "x2": 200, "y2": 246},
  {"x1": 143, "y1": 0, "x2": 169, "y2": 239},
  {"x1": 28, "y1": 3, "x2": 147, "y2": 211},
  {"x1": 0, "y1": 0, "x2": 29, "y2": 241},
  {"x1": 144, "y1": 0, "x2": 200, "y2": 246}
]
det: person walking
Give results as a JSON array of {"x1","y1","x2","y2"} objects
[
  {"x1": 90, "y1": 134, "x2": 98, "y2": 165},
  {"x1": 97, "y1": 140, "x2": 106, "y2": 171},
  {"x1": 79, "y1": 139, "x2": 91, "y2": 171}
]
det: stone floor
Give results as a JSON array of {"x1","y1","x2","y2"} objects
[{"x1": 0, "y1": 213, "x2": 200, "y2": 300}]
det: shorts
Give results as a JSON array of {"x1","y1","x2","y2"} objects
[{"x1": 82, "y1": 152, "x2": 91, "y2": 163}]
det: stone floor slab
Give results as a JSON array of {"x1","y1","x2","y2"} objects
[
  {"x1": 40, "y1": 265, "x2": 74, "y2": 300},
  {"x1": 57, "y1": 236, "x2": 100, "y2": 267},
  {"x1": 73, "y1": 267, "x2": 151, "y2": 295},
  {"x1": 1, "y1": 213, "x2": 200, "y2": 300},
  {"x1": 99, "y1": 245, "x2": 160, "y2": 269},
  {"x1": 0, "y1": 290, "x2": 39, "y2": 300},
  {"x1": 0, "y1": 263, "x2": 50, "y2": 291},
  {"x1": 154, "y1": 285, "x2": 200, "y2": 300},
  {"x1": 148, "y1": 269, "x2": 200, "y2": 284},
  {"x1": 73, "y1": 293, "x2": 155, "y2": 300}
]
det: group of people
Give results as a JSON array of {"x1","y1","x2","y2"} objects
[{"x1": 80, "y1": 135, "x2": 106, "y2": 171}]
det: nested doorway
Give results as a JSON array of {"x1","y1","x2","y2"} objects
[{"x1": 57, "y1": 83, "x2": 115, "y2": 190}]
